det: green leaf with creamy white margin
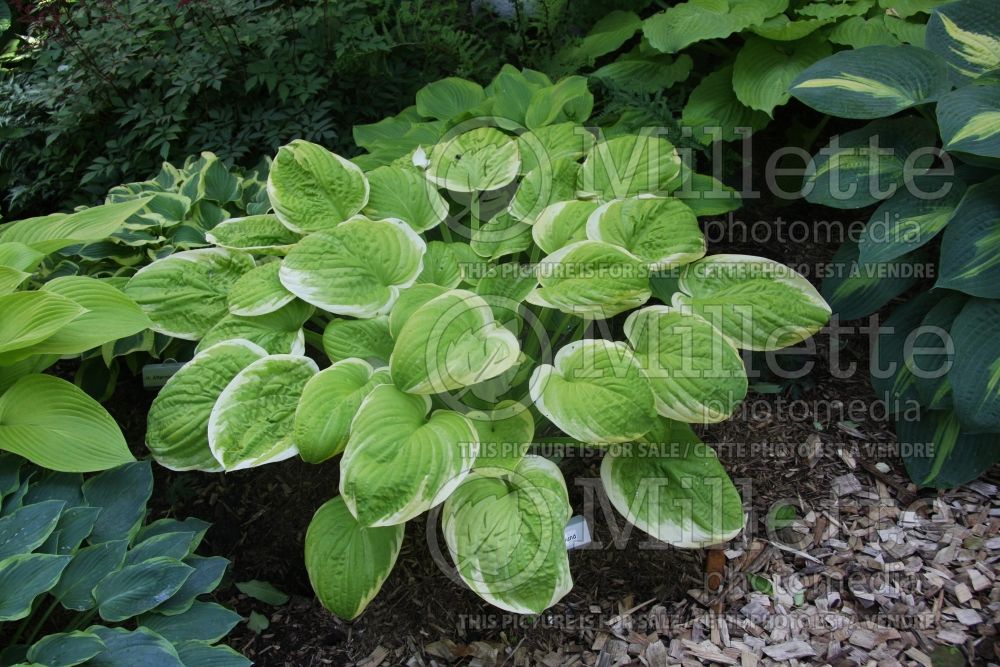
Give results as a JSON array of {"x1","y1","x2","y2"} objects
[
  {"x1": 417, "y1": 241, "x2": 462, "y2": 287},
  {"x1": 528, "y1": 241, "x2": 651, "y2": 319},
  {"x1": 947, "y1": 298, "x2": 1000, "y2": 433},
  {"x1": 294, "y1": 361, "x2": 391, "y2": 463},
  {"x1": 925, "y1": 0, "x2": 1000, "y2": 83},
  {"x1": 529, "y1": 339, "x2": 657, "y2": 443},
  {"x1": 578, "y1": 135, "x2": 681, "y2": 200},
  {"x1": 125, "y1": 248, "x2": 255, "y2": 340},
  {"x1": 586, "y1": 197, "x2": 705, "y2": 270},
  {"x1": 415, "y1": 77, "x2": 486, "y2": 121},
  {"x1": 280, "y1": 216, "x2": 425, "y2": 317},
  {"x1": 601, "y1": 419, "x2": 744, "y2": 547},
  {"x1": 227, "y1": 262, "x2": 295, "y2": 316},
  {"x1": 516, "y1": 123, "x2": 595, "y2": 174},
  {"x1": 205, "y1": 215, "x2": 300, "y2": 254},
  {"x1": 363, "y1": 165, "x2": 449, "y2": 232},
  {"x1": 470, "y1": 213, "x2": 533, "y2": 261},
  {"x1": 304, "y1": 496, "x2": 403, "y2": 620},
  {"x1": 427, "y1": 128, "x2": 520, "y2": 193},
  {"x1": 532, "y1": 200, "x2": 600, "y2": 254},
  {"x1": 0, "y1": 375, "x2": 134, "y2": 472},
  {"x1": 340, "y1": 385, "x2": 477, "y2": 526},
  {"x1": 388, "y1": 284, "x2": 449, "y2": 339},
  {"x1": 642, "y1": 0, "x2": 786, "y2": 54},
  {"x1": 442, "y1": 455, "x2": 571, "y2": 613},
  {"x1": 938, "y1": 178, "x2": 1000, "y2": 298},
  {"x1": 733, "y1": 36, "x2": 831, "y2": 116},
  {"x1": 673, "y1": 255, "x2": 831, "y2": 350},
  {"x1": 0, "y1": 291, "x2": 85, "y2": 355},
  {"x1": 0, "y1": 198, "x2": 152, "y2": 254},
  {"x1": 267, "y1": 140, "x2": 369, "y2": 233},
  {"x1": 624, "y1": 306, "x2": 747, "y2": 423},
  {"x1": 147, "y1": 340, "x2": 267, "y2": 472},
  {"x1": 790, "y1": 45, "x2": 951, "y2": 119},
  {"x1": 937, "y1": 84, "x2": 1000, "y2": 159},
  {"x1": 209, "y1": 355, "x2": 318, "y2": 471},
  {"x1": 390, "y1": 289, "x2": 521, "y2": 394},
  {"x1": 196, "y1": 299, "x2": 312, "y2": 355},
  {"x1": 508, "y1": 159, "x2": 579, "y2": 224},
  {"x1": 323, "y1": 317, "x2": 394, "y2": 363},
  {"x1": 467, "y1": 401, "x2": 535, "y2": 470}
]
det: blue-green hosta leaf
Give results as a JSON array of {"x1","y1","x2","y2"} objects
[
  {"x1": 208, "y1": 355, "x2": 318, "y2": 471},
  {"x1": 516, "y1": 123, "x2": 595, "y2": 174},
  {"x1": 821, "y1": 240, "x2": 927, "y2": 320},
  {"x1": 363, "y1": 165, "x2": 449, "y2": 233},
  {"x1": 174, "y1": 640, "x2": 250, "y2": 667},
  {"x1": 681, "y1": 66, "x2": 771, "y2": 144},
  {"x1": 205, "y1": 215, "x2": 299, "y2": 254},
  {"x1": 642, "y1": 0, "x2": 786, "y2": 54},
  {"x1": 790, "y1": 45, "x2": 951, "y2": 119},
  {"x1": 675, "y1": 254, "x2": 830, "y2": 350},
  {"x1": 907, "y1": 292, "x2": 966, "y2": 410},
  {"x1": 227, "y1": 262, "x2": 295, "y2": 317},
  {"x1": 733, "y1": 35, "x2": 832, "y2": 116},
  {"x1": 267, "y1": 140, "x2": 369, "y2": 234},
  {"x1": 600, "y1": 419, "x2": 745, "y2": 547},
  {"x1": 529, "y1": 241, "x2": 651, "y2": 319},
  {"x1": 415, "y1": 77, "x2": 486, "y2": 121},
  {"x1": 390, "y1": 289, "x2": 520, "y2": 394},
  {"x1": 0, "y1": 499, "x2": 64, "y2": 560},
  {"x1": 304, "y1": 496, "x2": 403, "y2": 619},
  {"x1": 586, "y1": 196, "x2": 705, "y2": 270},
  {"x1": 624, "y1": 306, "x2": 747, "y2": 423},
  {"x1": 139, "y1": 601, "x2": 241, "y2": 643},
  {"x1": 0, "y1": 553, "x2": 71, "y2": 620},
  {"x1": 323, "y1": 317, "x2": 393, "y2": 363},
  {"x1": 937, "y1": 84, "x2": 1000, "y2": 159},
  {"x1": 0, "y1": 375, "x2": 133, "y2": 473},
  {"x1": 125, "y1": 248, "x2": 255, "y2": 340},
  {"x1": 937, "y1": 178, "x2": 1000, "y2": 298},
  {"x1": 949, "y1": 298, "x2": 1000, "y2": 433},
  {"x1": 147, "y1": 340, "x2": 266, "y2": 472},
  {"x1": 530, "y1": 339, "x2": 657, "y2": 443},
  {"x1": 294, "y1": 360, "x2": 390, "y2": 463},
  {"x1": 869, "y1": 292, "x2": 939, "y2": 411},
  {"x1": 154, "y1": 555, "x2": 229, "y2": 615},
  {"x1": 52, "y1": 540, "x2": 129, "y2": 611},
  {"x1": 388, "y1": 284, "x2": 449, "y2": 339},
  {"x1": 466, "y1": 401, "x2": 535, "y2": 470},
  {"x1": 508, "y1": 159, "x2": 579, "y2": 223},
  {"x1": 590, "y1": 53, "x2": 694, "y2": 94},
  {"x1": 426, "y1": 128, "x2": 521, "y2": 193},
  {"x1": 83, "y1": 461, "x2": 152, "y2": 544},
  {"x1": 417, "y1": 241, "x2": 462, "y2": 287},
  {"x1": 0, "y1": 198, "x2": 153, "y2": 254},
  {"x1": 94, "y1": 556, "x2": 193, "y2": 622},
  {"x1": 578, "y1": 134, "x2": 682, "y2": 200},
  {"x1": 196, "y1": 299, "x2": 312, "y2": 356},
  {"x1": 340, "y1": 385, "x2": 477, "y2": 526},
  {"x1": 898, "y1": 409, "x2": 1000, "y2": 488},
  {"x1": 470, "y1": 213, "x2": 533, "y2": 261},
  {"x1": 279, "y1": 216, "x2": 425, "y2": 318},
  {"x1": 45, "y1": 506, "x2": 101, "y2": 556},
  {"x1": 442, "y1": 455, "x2": 572, "y2": 613},
  {"x1": 124, "y1": 531, "x2": 199, "y2": 567},
  {"x1": 26, "y1": 631, "x2": 105, "y2": 667},
  {"x1": 85, "y1": 626, "x2": 184, "y2": 667},
  {"x1": 531, "y1": 200, "x2": 601, "y2": 254},
  {"x1": 0, "y1": 291, "x2": 85, "y2": 355},
  {"x1": 925, "y1": 0, "x2": 1000, "y2": 83}
]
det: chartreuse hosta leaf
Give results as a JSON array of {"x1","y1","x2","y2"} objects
[
  {"x1": 388, "y1": 284, "x2": 450, "y2": 338},
  {"x1": 624, "y1": 306, "x2": 747, "y2": 423},
  {"x1": 279, "y1": 216, "x2": 425, "y2": 317},
  {"x1": 196, "y1": 299, "x2": 312, "y2": 355},
  {"x1": 470, "y1": 213, "x2": 533, "y2": 261},
  {"x1": 294, "y1": 360, "x2": 391, "y2": 464},
  {"x1": 516, "y1": 123, "x2": 595, "y2": 174},
  {"x1": 530, "y1": 339, "x2": 657, "y2": 443},
  {"x1": 681, "y1": 66, "x2": 770, "y2": 144},
  {"x1": 418, "y1": 241, "x2": 462, "y2": 287},
  {"x1": 0, "y1": 198, "x2": 152, "y2": 254},
  {"x1": 441, "y1": 455, "x2": 572, "y2": 614},
  {"x1": 937, "y1": 178, "x2": 1000, "y2": 298},
  {"x1": 208, "y1": 355, "x2": 318, "y2": 471},
  {"x1": 586, "y1": 197, "x2": 705, "y2": 270},
  {"x1": 125, "y1": 248, "x2": 255, "y2": 340},
  {"x1": 937, "y1": 84, "x2": 1000, "y2": 159},
  {"x1": 600, "y1": 419, "x2": 744, "y2": 547},
  {"x1": 673, "y1": 255, "x2": 831, "y2": 351},
  {"x1": 508, "y1": 158, "x2": 579, "y2": 223},
  {"x1": 642, "y1": 0, "x2": 785, "y2": 54},
  {"x1": 427, "y1": 127, "x2": 520, "y2": 193},
  {"x1": 466, "y1": 401, "x2": 535, "y2": 470},
  {"x1": 578, "y1": 135, "x2": 682, "y2": 200},
  {"x1": 267, "y1": 140, "x2": 369, "y2": 233},
  {"x1": 524, "y1": 75, "x2": 594, "y2": 131},
  {"x1": 415, "y1": 76, "x2": 486, "y2": 121},
  {"x1": 529, "y1": 241, "x2": 651, "y2": 319},
  {"x1": 227, "y1": 261, "x2": 295, "y2": 317},
  {"x1": 147, "y1": 340, "x2": 267, "y2": 472},
  {"x1": 949, "y1": 298, "x2": 1000, "y2": 433},
  {"x1": 532, "y1": 200, "x2": 601, "y2": 254},
  {"x1": 205, "y1": 215, "x2": 300, "y2": 254},
  {"x1": 733, "y1": 36, "x2": 831, "y2": 116},
  {"x1": 925, "y1": 0, "x2": 1000, "y2": 82},
  {"x1": 324, "y1": 317, "x2": 394, "y2": 363},
  {"x1": 304, "y1": 496, "x2": 404, "y2": 620},
  {"x1": 790, "y1": 45, "x2": 951, "y2": 119},
  {"x1": 339, "y1": 385, "x2": 477, "y2": 526},
  {"x1": 363, "y1": 165, "x2": 449, "y2": 233},
  {"x1": 390, "y1": 289, "x2": 520, "y2": 394},
  {"x1": 0, "y1": 291, "x2": 85, "y2": 355}
]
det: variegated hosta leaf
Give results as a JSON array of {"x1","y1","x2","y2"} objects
[
  {"x1": 577, "y1": 135, "x2": 682, "y2": 200},
  {"x1": 363, "y1": 165, "x2": 449, "y2": 232},
  {"x1": 474, "y1": 265, "x2": 539, "y2": 321},
  {"x1": 532, "y1": 200, "x2": 601, "y2": 254},
  {"x1": 673, "y1": 255, "x2": 831, "y2": 351},
  {"x1": 388, "y1": 284, "x2": 449, "y2": 339},
  {"x1": 442, "y1": 455, "x2": 572, "y2": 614},
  {"x1": 642, "y1": 0, "x2": 785, "y2": 54},
  {"x1": 208, "y1": 355, "x2": 318, "y2": 471},
  {"x1": 732, "y1": 35, "x2": 832, "y2": 116},
  {"x1": 508, "y1": 159, "x2": 579, "y2": 223},
  {"x1": 196, "y1": 299, "x2": 312, "y2": 355},
  {"x1": 671, "y1": 173, "x2": 742, "y2": 217},
  {"x1": 907, "y1": 292, "x2": 965, "y2": 410},
  {"x1": 600, "y1": 419, "x2": 745, "y2": 547},
  {"x1": 937, "y1": 178, "x2": 1000, "y2": 298},
  {"x1": 585, "y1": 197, "x2": 705, "y2": 270},
  {"x1": 323, "y1": 317, "x2": 394, "y2": 363},
  {"x1": 950, "y1": 298, "x2": 1000, "y2": 433},
  {"x1": 624, "y1": 306, "x2": 747, "y2": 423},
  {"x1": 528, "y1": 241, "x2": 651, "y2": 319},
  {"x1": 227, "y1": 261, "x2": 295, "y2": 317},
  {"x1": 417, "y1": 241, "x2": 462, "y2": 287},
  {"x1": 870, "y1": 292, "x2": 941, "y2": 411},
  {"x1": 267, "y1": 140, "x2": 369, "y2": 234},
  {"x1": 822, "y1": 240, "x2": 928, "y2": 320},
  {"x1": 897, "y1": 408, "x2": 1000, "y2": 488},
  {"x1": 789, "y1": 45, "x2": 951, "y2": 119},
  {"x1": 390, "y1": 289, "x2": 521, "y2": 394},
  {"x1": 205, "y1": 215, "x2": 299, "y2": 254},
  {"x1": 339, "y1": 385, "x2": 478, "y2": 526},
  {"x1": 470, "y1": 213, "x2": 533, "y2": 260},
  {"x1": 937, "y1": 84, "x2": 1000, "y2": 159},
  {"x1": 516, "y1": 123, "x2": 595, "y2": 174},
  {"x1": 529, "y1": 339, "x2": 657, "y2": 443},
  {"x1": 304, "y1": 496, "x2": 404, "y2": 620},
  {"x1": 146, "y1": 340, "x2": 267, "y2": 472},
  {"x1": 294, "y1": 360, "x2": 391, "y2": 463},
  {"x1": 279, "y1": 216, "x2": 426, "y2": 317},
  {"x1": 125, "y1": 248, "x2": 255, "y2": 340},
  {"x1": 466, "y1": 401, "x2": 535, "y2": 470},
  {"x1": 426, "y1": 128, "x2": 521, "y2": 193},
  {"x1": 925, "y1": 0, "x2": 1000, "y2": 83}
]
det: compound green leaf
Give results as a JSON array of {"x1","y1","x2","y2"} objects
[
  {"x1": 427, "y1": 128, "x2": 520, "y2": 193},
  {"x1": 586, "y1": 196, "x2": 705, "y2": 270}
]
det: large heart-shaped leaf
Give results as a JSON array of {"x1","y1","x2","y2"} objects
[
  {"x1": 642, "y1": 0, "x2": 785, "y2": 54},
  {"x1": 227, "y1": 262, "x2": 296, "y2": 317},
  {"x1": 733, "y1": 35, "x2": 831, "y2": 116},
  {"x1": 577, "y1": 135, "x2": 682, "y2": 200},
  {"x1": 949, "y1": 298, "x2": 1000, "y2": 433},
  {"x1": 586, "y1": 196, "x2": 705, "y2": 270},
  {"x1": 531, "y1": 200, "x2": 601, "y2": 254},
  {"x1": 466, "y1": 401, "x2": 535, "y2": 471},
  {"x1": 323, "y1": 317, "x2": 394, "y2": 363},
  {"x1": 937, "y1": 179, "x2": 1000, "y2": 298},
  {"x1": 937, "y1": 84, "x2": 1000, "y2": 159},
  {"x1": 195, "y1": 299, "x2": 312, "y2": 356},
  {"x1": 0, "y1": 553, "x2": 71, "y2": 621},
  {"x1": 427, "y1": 128, "x2": 521, "y2": 193},
  {"x1": 205, "y1": 215, "x2": 300, "y2": 254},
  {"x1": 0, "y1": 291, "x2": 85, "y2": 356},
  {"x1": 925, "y1": 0, "x2": 1000, "y2": 83},
  {"x1": 363, "y1": 165, "x2": 449, "y2": 233}
]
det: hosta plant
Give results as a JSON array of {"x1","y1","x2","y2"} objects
[
  {"x1": 0, "y1": 455, "x2": 248, "y2": 667},
  {"x1": 135, "y1": 71, "x2": 831, "y2": 616},
  {"x1": 790, "y1": 0, "x2": 1000, "y2": 487}
]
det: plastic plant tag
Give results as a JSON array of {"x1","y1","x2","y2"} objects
[
  {"x1": 142, "y1": 360, "x2": 186, "y2": 390},
  {"x1": 564, "y1": 515, "x2": 591, "y2": 550}
]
